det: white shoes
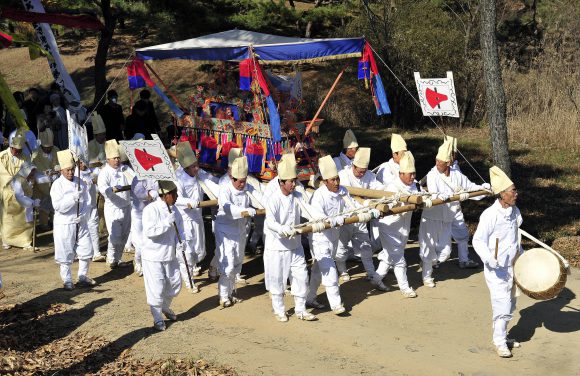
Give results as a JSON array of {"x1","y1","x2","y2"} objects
[
  {"x1": 63, "y1": 281, "x2": 74, "y2": 291},
  {"x1": 154, "y1": 320, "x2": 166, "y2": 331},
  {"x1": 401, "y1": 288, "x2": 418, "y2": 298},
  {"x1": 332, "y1": 304, "x2": 346, "y2": 315},
  {"x1": 274, "y1": 313, "x2": 288, "y2": 322},
  {"x1": 235, "y1": 275, "x2": 248, "y2": 285},
  {"x1": 296, "y1": 311, "x2": 317, "y2": 321},
  {"x1": 92, "y1": 254, "x2": 106, "y2": 262},
  {"x1": 76, "y1": 276, "x2": 97, "y2": 287},
  {"x1": 192, "y1": 266, "x2": 201, "y2": 277},
  {"x1": 496, "y1": 345, "x2": 512, "y2": 358},
  {"x1": 187, "y1": 284, "x2": 200, "y2": 293},
  {"x1": 507, "y1": 338, "x2": 521, "y2": 349},
  {"x1": 220, "y1": 298, "x2": 232, "y2": 308},
  {"x1": 423, "y1": 278, "x2": 436, "y2": 288},
  {"x1": 339, "y1": 272, "x2": 351, "y2": 282}
]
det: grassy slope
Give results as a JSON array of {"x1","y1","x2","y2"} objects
[{"x1": 1, "y1": 27, "x2": 578, "y2": 247}]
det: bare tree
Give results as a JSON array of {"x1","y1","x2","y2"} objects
[
  {"x1": 93, "y1": 0, "x2": 117, "y2": 108},
  {"x1": 480, "y1": 0, "x2": 511, "y2": 175}
]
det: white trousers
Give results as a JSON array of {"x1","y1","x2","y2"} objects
[
  {"x1": 131, "y1": 214, "x2": 144, "y2": 266},
  {"x1": 104, "y1": 205, "x2": 131, "y2": 263},
  {"x1": 265, "y1": 246, "x2": 308, "y2": 315},
  {"x1": 451, "y1": 210, "x2": 470, "y2": 262},
  {"x1": 307, "y1": 239, "x2": 342, "y2": 309},
  {"x1": 86, "y1": 206, "x2": 100, "y2": 257},
  {"x1": 484, "y1": 266, "x2": 517, "y2": 347},
  {"x1": 58, "y1": 259, "x2": 90, "y2": 283},
  {"x1": 338, "y1": 223, "x2": 376, "y2": 278},
  {"x1": 176, "y1": 245, "x2": 195, "y2": 289},
  {"x1": 142, "y1": 259, "x2": 182, "y2": 307},
  {"x1": 216, "y1": 230, "x2": 244, "y2": 300},
  {"x1": 54, "y1": 222, "x2": 93, "y2": 264},
  {"x1": 419, "y1": 217, "x2": 452, "y2": 280},
  {"x1": 183, "y1": 218, "x2": 206, "y2": 264}
]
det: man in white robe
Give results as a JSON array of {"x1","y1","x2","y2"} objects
[
  {"x1": 264, "y1": 155, "x2": 316, "y2": 322},
  {"x1": 419, "y1": 141, "x2": 488, "y2": 287},
  {"x1": 97, "y1": 140, "x2": 131, "y2": 268},
  {"x1": 130, "y1": 176, "x2": 158, "y2": 277},
  {"x1": 337, "y1": 147, "x2": 387, "y2": 289},
  {"x1": 214, "y1": 157, "x2": 257, "y2": 307},
  {"x1": 141, "y1": 180, "x2": 184, "y2": 331},
  {"x1": 375, "y1": 133, "x2": 407, "y2": 186},
  {"x1": 473, "y1": 166, "x2": 523, "y2": 358},
  {"x1": 50, "y1": 151, "x2": 95, "y2": 290},
  {"x1": 373, "y1": 152, "x2": 420, "y2": 297},
  {"x1": 79, "y1": 161, "x2": 106, "y2": 262},
  {"x1": 333, "y1": 129, "x2": 358, "y2": 171}
]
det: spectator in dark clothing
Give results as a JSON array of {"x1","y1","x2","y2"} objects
[
  {"x1": 23, "y1": 88, "x2": 41, "y2": 135},
  {"x1": 124, "y1": 100, "x2": 159, "y2": 140},
  {"x1": 134, "y1": 89, "x2": 160, "y2": 132},
  {"x1": 99, "y1": 90, "x2": 124, "y2": 141}
]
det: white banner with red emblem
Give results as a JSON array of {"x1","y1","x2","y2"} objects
[
  {"x1": 119, "y1": 136, "x2": 176, "y2": 181},
  {"x1": 414, "y1": 71, "x2": 459, "y2": 117}
]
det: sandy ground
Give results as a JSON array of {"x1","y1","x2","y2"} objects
[{"x1": 1, "y1": 227, "x2": 579, "y2": 376}]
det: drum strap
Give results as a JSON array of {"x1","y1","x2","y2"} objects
[{"x1": 519, "y1": 228, "x2": 570, "y2": 270}]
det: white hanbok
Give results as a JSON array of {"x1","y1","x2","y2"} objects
[{"x1": 375, "y1": 158, "x2": 399, "y2": 186}]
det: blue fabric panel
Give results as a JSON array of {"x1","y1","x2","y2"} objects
[
  {"x1": 253, "y1": 38, "x2": 364, "y2": 62},
  {"x1": 137, "y1": 47, "x2": 249, "y2": 61},
  {"x1": 128, "y1": 76, "x2": 146, "y2": 90},
  {"x1": 266, "y1": 96, "x2": 281, "y2": 142},
  {"x1": 239, "y1": 76, "x2": 251, "y2": 91},
  {"x1": 372, "y1": 74, "x2": 391, "y2": 116},
  {"x1": 152, "y1": 85, "x2": 185, "y2": 118},
  {"x1": 358, "y1": 61, "x2": 371, "y2": 80}
]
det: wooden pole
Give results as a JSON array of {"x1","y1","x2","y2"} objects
[
  {"x1": 344, "y1": 186, "x2": 424, "y2": 204},
  {"x1": 74, "y1": 158, "x2": 81, "y2": 243},
  {"x1": 305, "y1": 64, "x2": 348, "y2": 136},
  {"x1": 112, "y1": 185, "x2": 132, "y2": 193},
  {"x1": 494, "y1": 238, "x2": 499, "y2": 260},
  {"x1": 163, "y1": 197, "x2": 194, "y2": 290}
]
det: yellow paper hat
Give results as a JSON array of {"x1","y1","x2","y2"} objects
[
  {"x1": 228, "y1": 147, "x2": 243, "y2": 168},
  {"x1": 177, "y1": 141, "x2": 197, "y2": 168},
  {"x1": 277, "y1": 153, "x2": 297, "y2": 180},
  {"x1": 158, "y1": 180, "x2": 177, "y2": 195},
  {"x1": 231, "y1": 156, "x2": 248, "y2": 179},
  {"x1": 399, "y1": 151, "x2": 416, "y2": 173},
  {"x1": 319, "y1": 155, "x2": 339, "y2": 180},
  {"x1": 39, "y1": 128, "x2": 54, "y2": 147},
  {"x1": 353, "y1": 147, "x2": 370, "y2": 168},
  {"x1": 390, "y1": 134, "x2": 407, "y2": 153},
  {"x1": 436, "y1": 141, "x2": 453, "y2": 163},
  {"x1": 489, "y1": 166, "x2": 514, "y2": 194},
  {"x1": 445, "y1": 135, "x2": 458, "y2": 152},
  {"x1": 57, "y1": 150, "x2": 75, "y2": 170},
  {"x1": 105, "y1": 139, "x2": 120, "y2": 159},
  {"x1": 342, "y1": 129, "x2": 358, "y2": 149},
  {"x1": 91, "y1": 112, "x2": 106, "y2": 135}
]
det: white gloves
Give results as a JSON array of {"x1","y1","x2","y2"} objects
[
  {"x1": 459, "y1": 192, "x2": 470, "y2": 201},
  {"x1": 165, "y1": 212, "x2": 176, "y2": 225},
  {"x1": 487, "y1": 258, "x2": 499, "y2": 269},
  {"x1": 437, "y1": 193, "x2": 450, "y2": 201},
  {"x1": 33, "y1": 199, "x2": 41, "y2": 208},
  {"x1": 370, "y1": 209, "x2": 381, "y2": 219},
  {"x1": 72, "y1": 216, "x2": 81, "y2": 224},
  {"x1": 189, "y1": 199, "x2": 200, "y2": 208},
  {"x1": 482, "y1": 183, "x2": 491, "y2": 190},
  {"x1": 280, "y1": 225, "x2": 294, "y2": 237},
  {"x1": 423, "y1": 198, "x2": 433, "y2": 208},
  {"x1": 330, "y1": 216, "x2": 345, "y2": 227},
  {"x1": 72, "y1": 190, "x2": 82, "y2": 202},
  {"x1": 245, "y1": 208, "x2": 257, "y2": 217},
  {"x1": 149, "y1": 190, "x2": 159, "y2": 200}
]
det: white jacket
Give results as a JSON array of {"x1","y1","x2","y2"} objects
[
  {"x1": 333, "y1": 152, "x2": 352, "y2": 172},
  {"x1": 375, "y1": 158, "x2": 399, "y2": 186},
  {"x1": 50, "y1": 175, "x2": 90, "y2": 225},
  {"x1": 97, "y1": 164, "x2": 131, "y2": 209},
  {"x1": 338, "y1": 167, "x2": 385, "y2": 191},
  {"x1": 310, "y1": 184, "x2": 349, "y2": 243},
  {"x1": 142, "y1": 200, "x2": 184, "y2": 262},
  {"x1": 380, "y1": 177, "x2": 420, "y2": 232},
  {"x1": 131, "y1": 177, "x2": 157, "y2": 214},
  {"x1": 215, "y1": 180, "x2": 255, "y2": 235}
]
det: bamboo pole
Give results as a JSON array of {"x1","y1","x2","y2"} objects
[
  {"x1": 344, "y1": 186, "x2": 423, "y2": 204},
  {"x1": 112, "y1": 185, "x2": 132, "y2": 193}
]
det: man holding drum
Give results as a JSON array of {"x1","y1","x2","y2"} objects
[{"x1": 473, "y1": 166, "x2": 523, "y2": 358}]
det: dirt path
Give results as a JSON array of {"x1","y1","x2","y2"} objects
[{"x1": 1, "y1": 230, "x2": 579, "y2": 375}]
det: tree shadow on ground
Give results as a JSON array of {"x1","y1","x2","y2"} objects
[{"x1": 509, "y1": 288, "x2": 579, "y2": 342}]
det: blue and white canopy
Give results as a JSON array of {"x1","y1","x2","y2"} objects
[{"x1": 136, "y1": 29, "x2": 365, "y2": 64}]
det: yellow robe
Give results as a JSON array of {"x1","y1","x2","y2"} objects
[
  {"x1": 0, "y1": 150, "x2": 31, "y2": 247},
  {"x1": 32, "y1": 147, "x2": 60, "y2": 225}
]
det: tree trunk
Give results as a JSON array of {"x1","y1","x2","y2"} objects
[
  {"x1": 93, "y1": 0, "x2": 116, "y2": 109},
  {"x1": 480, "y1": 0, "x2": 511, "y2": 176},
  {"x1": 305, "y1": 0, "x2": 323, "y2": 37}
]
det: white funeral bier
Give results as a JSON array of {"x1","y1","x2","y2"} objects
[{"x1": 514, "y1": 247, "x2": 567, "y2": 300}]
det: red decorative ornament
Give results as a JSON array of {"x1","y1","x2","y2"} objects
[{"x1": 135, "y1": 148, "x2": 163, "y2": 171}]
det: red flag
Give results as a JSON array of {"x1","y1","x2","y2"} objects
[
  {"x1": 127, "y1": 58, "x2": 156, "y2": 89},
  {"x1": 0, "y1": 31, "x2": 12, "y2": 48},
  {"x1": 239, "y1": 58, "x2": 270, "y2": 96},
  {"x1": 0, "y1": 8, "x2": 104, "y2": 31},
  {"x1": 134, "y1": 148, "x2": 163, "y2": 171}
]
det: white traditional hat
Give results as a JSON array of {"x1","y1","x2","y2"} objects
[
  {"x1": 231, "y1": 156, "x2": 248, "y2": 179},
  {"x1": 228, "y1": 147, "x2": 243, "y2": 168},
  {"x1": 390, "y1": 134, "x2": 407, "y2": 153},
  {"x1": 18, "y1": 162, "x2": 36, "y2": 178},
  {"x1": 158, "y1": 180, "x2": 177, "y2": 195},
  {"x1": 177, "y1": 141, "x2": 197, "y2": 168},
  {"x1": 91, "y1": 112, "x2": 106, "y2": 135},
  {"x1": 353, "y1": 147, "x2": 370, "y2": 168},
  {"x1": 436, "y1": 141, "x2": 453, "y2": 162},
  {"x1": 399, "y1": 151, "x2": 416, "y2": 173},
  {"x1": 105, "y1": 139, "x2": 120, "y2": 159},
  {"x1": 39, "y1": 128, "x2": 54, "y2": 147},
  {"x1": 445, "y1": 135, "x2": 458, "y2": 152},
  {"x1": 319, "y1": 155, "x2": 339, "y2": 180},
  {"x1": 278, "y1": 153, "x2": 297, "y2": 180},
  {"x1": 9, "y1": 133, "x2": 25, "y2": 149},
  {"x1": 489, "y1": 166, "x2": 514, "y2": 194},
  {"x1": 57, "y1": 150, "x2": 75, "y2": 170},
  {"x1": 343, "y1": 129, "x2": 359, "y2": 149}
]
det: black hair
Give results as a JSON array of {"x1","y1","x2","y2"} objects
[
  {"x1": 107, "y1": 89, "x2": 118, "y2": 99},
  {"x1": 133, "y1": 100, "x2": 147, "y2": 112},
  {"x1": 139, "y1": 89, "x2": 151, "y2": 99}
]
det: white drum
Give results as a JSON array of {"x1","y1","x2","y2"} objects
[{"x1": 513, "y1": 247, "x2": 567, "y2": 300}]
